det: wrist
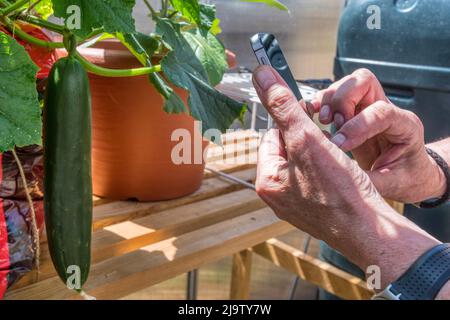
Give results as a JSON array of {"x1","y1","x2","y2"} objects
[
  {"x1": 375, "y1": 244, "x2": 450, "y2": 300},
  {"x1": 426, "y1": 151, "x2": 447, "y2": 200},
  {"x1": 333, "y1": 197, "x2": 440, "y2": 290}
]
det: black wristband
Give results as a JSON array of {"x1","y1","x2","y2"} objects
[
  {"x1": 418, "y1": 147, "x2": 450, "y2": 209},
  {"x1": 390, "y1": 243, "x2": 450, "y2": 300}
]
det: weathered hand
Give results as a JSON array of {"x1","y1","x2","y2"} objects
[
  {"x1": 252, "y1": 65, "x2": 382, "y2": 246},
  {"x1": 311, "y1": 69, "x2": 446, "y2": 203},
  {"x1": 252, "y1": 66, "x2": 441, "y2": 291}
]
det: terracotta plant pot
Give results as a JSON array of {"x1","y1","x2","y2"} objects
[{"x1": 77, "y1": 41, "x2": 208, "y2": 201}]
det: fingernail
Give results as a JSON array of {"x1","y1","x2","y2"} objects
[
  {"x1": 334, "y1": 113, "x2": 345, "y2": 129},
  {"x1": 331, "y1": 133, "x2": 346, "y2": 147},
  {"x1": 254, "y1": 67, "x2": 278, "y2": 90},
  {"x1": 319, "y1": 105, "x2": 331, "y2": 121},
  {"x1": 306, "y1": 101, "x2": 315, "y2": 118}
]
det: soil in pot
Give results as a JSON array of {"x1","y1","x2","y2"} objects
[{"x1": 78, "y1": 41, "x2": 208, "y2": 201}]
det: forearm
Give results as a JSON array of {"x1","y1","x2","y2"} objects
[{"x1": 331, "y1": 197, "x2": 450, "y2": 299}]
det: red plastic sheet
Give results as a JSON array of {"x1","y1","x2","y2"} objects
[
  {"x1": 0, "y1": 160, "x2": 9, "y2": 299},
  {"x1": 0, "y1": 149, "x2": 45, "y2": 299}
]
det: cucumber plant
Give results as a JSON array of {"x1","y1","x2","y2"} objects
[{"x1": 0, "y1": 0, "x2": 287, "y2": 294}]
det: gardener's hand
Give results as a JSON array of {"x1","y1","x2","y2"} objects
[
  {"x1": 310, "y1": 69, "x2": 446, "y2": 203},
  {"x1": 252, "y1": 65, "x2": 383, "y2": 244},
  {"x1": 252, "y1": 65, "x2": 441, "y2": 292}
]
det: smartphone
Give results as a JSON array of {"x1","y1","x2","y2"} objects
[{"x1": 250, "y1": 33, "x2": 302, "y2": 101}]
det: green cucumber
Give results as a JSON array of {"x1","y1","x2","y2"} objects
[{"x1": 43, "y1": 56, "x2": 92, "y2": 291}]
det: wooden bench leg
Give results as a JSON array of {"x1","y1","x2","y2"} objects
[{"x1": 230, "y1": 249, "x2": 253, "y2": 300}]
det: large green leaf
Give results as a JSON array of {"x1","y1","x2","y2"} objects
[
  {"x1": 52, "y1": 0, "x2": 136, "y2": 39},
  {"x1": 0, "y1": 32, "x2": 42, "y2": 152},
  {"x1": 155, "y1": 82, "x2": 188, "y2": 114},
  {"x1": 170, "y1": 0, "x2": 200, "y2": 25},
  {"x1": 116, "y1": 32, "x2": 187, "y2": 114},
  {"x1": 155, "y1": 18, "x2": 244, "y2": 134},
  {"x1": 115, "y1": 32, "x2": 159, "y2": 64},
  {"x1": 170, "y1": 0, "x2": 217, "y2": 35},
  {"x1": 182, "y1": 29, "x2": 227, "y2": 86},
  {"x1": 239, "y1": 0, "x2": 289, "y2": 11},
  {"x1": 198, "y1": 3, "x2": 217, "y2": 33}
]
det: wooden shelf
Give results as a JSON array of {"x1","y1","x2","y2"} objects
[{"x1": 5, "y1": 130, "x2": 376, "y2": 300}]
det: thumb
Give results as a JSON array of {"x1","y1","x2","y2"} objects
[
  {"x1": 253, "y1": 66, "x2": 324, "y2": 156},
  {"x1": 252, "y1": 65, "x2": 311, "y2": 133}
]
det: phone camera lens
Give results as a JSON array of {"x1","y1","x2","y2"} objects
[{"x1": 272, "y1": 52, "x2": 286, "y2": 69}]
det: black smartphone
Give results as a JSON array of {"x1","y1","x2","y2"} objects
[{"x1": 250, "y1": 33, "x2": 302, "y2": 101}]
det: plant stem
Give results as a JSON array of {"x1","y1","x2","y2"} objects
[
  {"x1": 18, "y1": 14, "x2": 66, "y2": 33},
  {"x1": 12, "y1": 148, "x2": 40, "y2": 276},
  {"x1": 161, "y1": 0, "x2": 168, "y2": 17},
  {"x1": 0, "y1": 0, "x2": 30, "y2": 16},
  {"x1": 84, "y1": 28, "x2": 105, "y2": 40},
  {"x1": 63, "y1": 32, "x2": 77, "y2": 56},
  {"x1": 74, "y1": 51, "x2": 162, "y2": 77},
  {"x1": 143, "y1": 0, "x2": 156, "y2": 16},
  {"x1": 2, "y1": 16, "x2": 64, "y2": 48},
  {"x1": 167, "y1": 10, "x2": 178, "y2": 19}
]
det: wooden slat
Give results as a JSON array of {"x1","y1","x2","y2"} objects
[
  {"x1": 93, "y1": 196, "x2": 112, "y2": 206},
  {"x1": 16, "y1": 135, "x2": 260, "y2": 288},
  {"x1": 39, "y1": 164, "x2": 257, "y2": 245},
  {"x1": 207, "y1": 132, "x2": 259, "y2": 151},
  {"x1": 11, "y1": 189, "x2": 265, "y2": 290},
  {"x1": 230, "y1": 249, "x2": 253, "y2": 300},
  {"x1": 212, "y1": 130, "x2": 261, "y2": 147},
  {"x1": 204, "y1": 162, "x2": 256, "y2": 178},
  {"x1": 5, "y1": 209, "x2": 293, "y2": 300},
  {"x1": 92, "y1": 168, "x2": 256, "y2": 230},
  {"x1": 207, "y1": 137, "x2": 260, "y2": 163},
  {"x1": 253, "y1": 239, "x2": 373, "y2": 300},
  {"x1": 206, "y1": 151, "x2": 257, "y2": 172},
  {"x1": 92, "y1": 190, "x2": 265, "y2": 262},
  {"x1": 206, "y1": 130, "x2": 259, "y2": 164}
]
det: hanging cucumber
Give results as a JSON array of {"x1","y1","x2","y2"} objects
[{"x1": 43, "y1": 42, "x2": 93, "y2": 291}]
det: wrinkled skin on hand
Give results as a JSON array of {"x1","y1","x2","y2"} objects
[
  {"x1": 310, "y1": 69, "x2": 446, "y2": 203},
  {"x1": 252, "y1": 66, "x2": 382, "y2": 245},
  {"x1": 252, "y1": 66, "x2": 448, "y2": 297}
]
